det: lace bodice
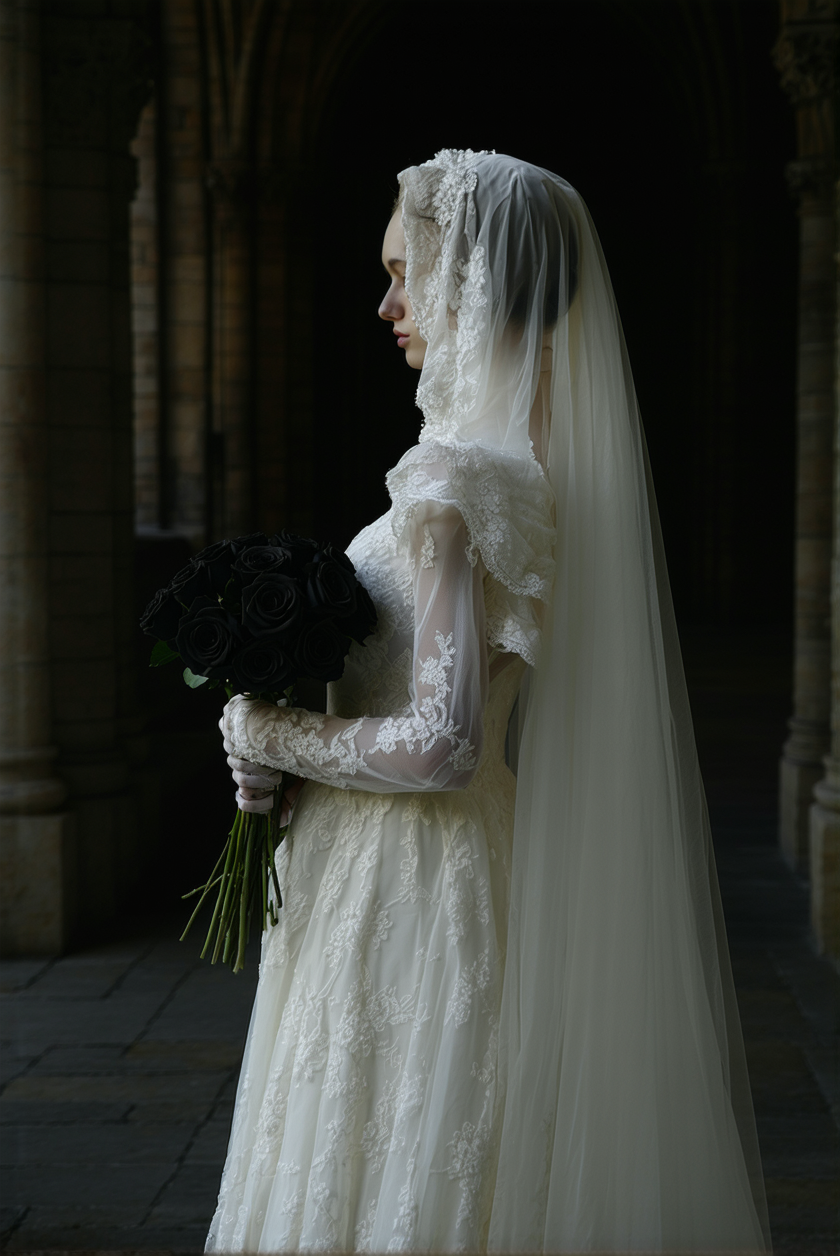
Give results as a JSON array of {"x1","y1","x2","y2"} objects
[{"x1": 224, "y1": 495, "x2": 520, "y2": 793}]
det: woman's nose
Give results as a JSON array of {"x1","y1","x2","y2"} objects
[{"x1": 378, "y1": 284, "x2": 401, "y2": 321}]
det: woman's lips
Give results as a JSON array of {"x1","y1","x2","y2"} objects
[{"x1": 397, "y1": 334, "x2": 410, "y2": 347}]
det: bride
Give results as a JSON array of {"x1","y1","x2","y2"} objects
[{"x1": 206, "y1": 150, "x2": 770, "y2": 1253}]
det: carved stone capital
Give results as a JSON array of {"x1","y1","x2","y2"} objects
[{"x1": 773, "y1": 23, "x2": 838, "y2": 107}]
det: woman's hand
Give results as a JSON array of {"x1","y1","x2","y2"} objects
[
  {"x1": 220, "y1": 693, "x2": 283, "y2": 761},
  {"x1": 221, "y1": 697, "x2": 304, "y2": 824},
  {"x1": 227, "y1": 755, "x2": 303, "y2": 824}
]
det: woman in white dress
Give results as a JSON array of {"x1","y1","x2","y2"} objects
[{"x1": 206, "y1": 150, "x2": 771, "y2": 1253}]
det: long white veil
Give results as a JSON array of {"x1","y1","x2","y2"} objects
[{"x1": 393, "y1": 150, "x2": 770, "y2": 1252}]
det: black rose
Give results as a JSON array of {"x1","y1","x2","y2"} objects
[
  {"x1": 295, "y1": 619, "x2": 350, "y2": 684},
  {"x1": 192, "y1": 538, "x2": 238, "y2": 592},
  {"x1": 343, "y1": 583, "x2": 378, "y2": 644},
  {"x1": 315, "y1": 542, "x2": 355, "y2": 576},
  {"x1": 175, "y1": 596, "x2": 241, "y2": 679},
  {"x1": 241, "y1": 573, "x2": 305, "y2": 640},
  {"x1": 233, "y1": 545, "x2": 293, "y2": 580},
  {"x1": 169, "y1": 561, "x2": 211, "y2": 608},
  {"x1": 140, "y1": 585, "x2": 183, "y2": 643},
  {"x1": 268, "y1": 529, "x2": 320, "y2": 574},
  {"x1": 230, "y1": 532, "x2": 269, "y2": 553},
  {"x1": 234, "y1": 638, "x2": 297, "y2": 694},
  {"x1": 305, "y1": 557, "x2": 358, "y2": 621}
]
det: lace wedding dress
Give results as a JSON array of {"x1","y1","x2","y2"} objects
[
  {"x1": 208, "y1": 151, "x2": 770, "y2": 1253},
  {"x1": 207, "y1": 492, "x2": 527, "y2": 1253}
]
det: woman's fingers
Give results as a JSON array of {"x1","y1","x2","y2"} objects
[
  {"x1": 227, "y1": 754, "x2": 284, "y2": 785},
  {"x1": 235, "y1": 789, "x2": 275, "y2": 814}
]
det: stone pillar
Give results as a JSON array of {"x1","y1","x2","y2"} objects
[
  {"x1": 1, "y1": 0, "x2": 154, "y2": 955},
  {"x1": 808, "y1": 172, "x2": 840, "y2": 964},
  {"x1": 207, "y1": 161, "x2": 256, "y2": 538},
  {"x1": 0, "y1": 0, "x2": 75, "y2": 954},
  {"x1": 40, "y1": 0, "x2": 154, "y2": 932},
  {"x1": 200, "y1": 0, "x2": 273, "y2": 541},
  {"x1": 774, "y1": 0, "x2": 837, "y2": 871}
]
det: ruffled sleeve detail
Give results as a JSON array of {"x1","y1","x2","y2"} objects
[{"x1": 386, "y1": 440, "x2": 556, "y2": 667}]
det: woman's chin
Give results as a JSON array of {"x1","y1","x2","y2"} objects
[{"x1": 405, "y1": 347, "x2": 426, "y2": 371}]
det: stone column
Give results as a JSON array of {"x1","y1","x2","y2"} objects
[
  {"x1": 207, "y1": 160, "x2": 256, "y2": 538},
  {"x1": 200, "y1": 0, "x2": 272, "y2": 541},
  {"x1": 39, "y1": 0, "x2": 154, "y2": 932},
  {"x1": 774, "y1": 0, "x2": 837, "y2": 870},
  {"x1": 0, "y1": 0, "x2": 74, "y2": 954},
  {"x1": 808, "y1": 171, "x2": 840, "y2": 964}
]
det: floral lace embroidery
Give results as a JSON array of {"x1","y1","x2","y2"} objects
[
  {"x1": 206, "y1": 495, "x2": 528, "y2": 1256},
  {"x1": 447, "y1": 1119, "x2": 493, "y2": 1234},
  {"x1": 228, "y1": 631, "x2": 478, "y2": 787},
  {"x1": 386, "y1": 442, "x2": 554, "y2": 667},
  {"x1": 419, "y1": 523, "x2": 435, "y2": 569}
]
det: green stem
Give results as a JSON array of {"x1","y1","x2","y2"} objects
[
  {"x1": 234, "y1": 816, "x2": 255, "y2": 972},
  {"x1": 210, "y1": 811, "x2": 243, "y2": 963}
]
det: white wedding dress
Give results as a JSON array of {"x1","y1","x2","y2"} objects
[
  {"x1": 208, "y1": 151, "x2": 770, "y2": 1254},
  {"x1": 207, "y1": 496, "x2": 527, "y2": 1253}
]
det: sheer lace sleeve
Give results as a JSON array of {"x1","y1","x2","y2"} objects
[{"x1": 221, "y1": 503, "x2": 488, "y2": 792}]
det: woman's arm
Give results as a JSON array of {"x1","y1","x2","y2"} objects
[{"x1": 221, "y1": 503, "x2": 488, "y2": 793}]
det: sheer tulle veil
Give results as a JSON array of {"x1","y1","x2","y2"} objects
[{"x1": 391, "y1": 150, "x2": 770, "y2": 1252}]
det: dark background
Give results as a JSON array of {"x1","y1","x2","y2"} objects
[{"x1": 308, "y1": 0, "x2": 796, "y2": 629}]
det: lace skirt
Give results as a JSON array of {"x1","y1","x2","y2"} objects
[{"x1": 205, "y1": 763, "x2": 515, "y2": 1253}]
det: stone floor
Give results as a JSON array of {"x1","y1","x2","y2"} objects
[{"x1": 0, "y1": 629, "x2": 838, "y2": 1253}]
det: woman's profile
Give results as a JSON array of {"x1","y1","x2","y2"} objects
[{"x1": 206, "y1": 150, "x2": 770, "y2": 1253}]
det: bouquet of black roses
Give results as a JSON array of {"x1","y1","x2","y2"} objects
[{"x1": 140, "y1": 530, "x2": 376, "y2": 972}]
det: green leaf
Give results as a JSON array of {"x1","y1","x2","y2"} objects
[
  {"x1": 183, "y1": 667, "x2": 210, "y2": 688},
  {"x1": 150, "y1": 639, "x2": 180, "y2": 667}
]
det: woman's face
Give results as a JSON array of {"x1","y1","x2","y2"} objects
[{"x1": 379, "y1": 210, "x2": 426, "y2": 370}]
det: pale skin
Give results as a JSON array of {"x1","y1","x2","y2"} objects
[
  {"x1": 378, "y1": 209, "x2": 428, "y2": 369},
  {"x1": 229, "y1": 208, "x2": 429, "y2": 818}
]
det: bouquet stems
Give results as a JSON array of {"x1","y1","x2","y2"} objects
[{"x1": 180, "y1": 775, "x2": 290, "y2": 973}]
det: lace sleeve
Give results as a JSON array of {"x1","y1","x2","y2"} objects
[{"x1": 221, "y1": 503, "x2": 488, "y2": 792}]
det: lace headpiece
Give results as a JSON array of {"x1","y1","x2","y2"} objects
[{"x1": 386, "y1": 151, "x2": 582, "y2": 664}]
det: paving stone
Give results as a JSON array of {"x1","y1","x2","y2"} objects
[
  {"x1": 765, "y1": 1177, "x2": 840, "y2": 1208},
  {"x1": 772, "y1": 946, "x2": 840, "y2": 1037},
  {"x1": 2, "y1": 1071, "x2": 228, "y2": 1106},
  {"x1": 124, "y1": 1102, "x2": 220, "y2": 1124},
  {"x1": 3, "y1": 1122, "x2": 194, "y2": 1165},
  {"x1": 142, "y1": 968, "x2": 258, "y2": 1043},
  {"x1": 760, "y1": 1147, "x2": 840, "y2": 1177},
  {"x1": 207, "y1": 1099, "x2": 234, "y2": 1126},
  {"x1": 125, "y1": 1039, "x2": 244, "y2": 1072},
  {"x1": 3, "y1": 993, "x2": 169, "y2": 1052},
  {"x1": 0, "y1": 1205, "x2": 25, "y2": 1239},
  {"x1": 0, "y1": 1054, "x2": 33, "y2": 1088},
  {"x1": 6, "y1": 1220, "x2": 206, "y2": 1251},
  {"x1": 0, "y1": 1100, "x2": 131, "y2": 1124},
  {"x1": 183, "y1": 1120, "x2": 230, "y2": 1165},
  {"x1": 118, "y1": 960, "x2": 202, "y2": 995},
  {"x1": 805, "y1": 1042, "x2": 840, "y2": 1116},
  {"x1": 0, "y1": 960, "x2": 55, "y2": 993},
  {"x1": 2, "y1": 1162, "x2": 172, "y2": 1206},
  {"x1": 737, "y1": 987, "x2": 811, "y2": 1041},
  {"x1": 27, "y1": 1045, "x2": 135, "y2": 1075},
  {"x1": 18, "y1": 960, "x2": 136, "y2": 1000}
]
